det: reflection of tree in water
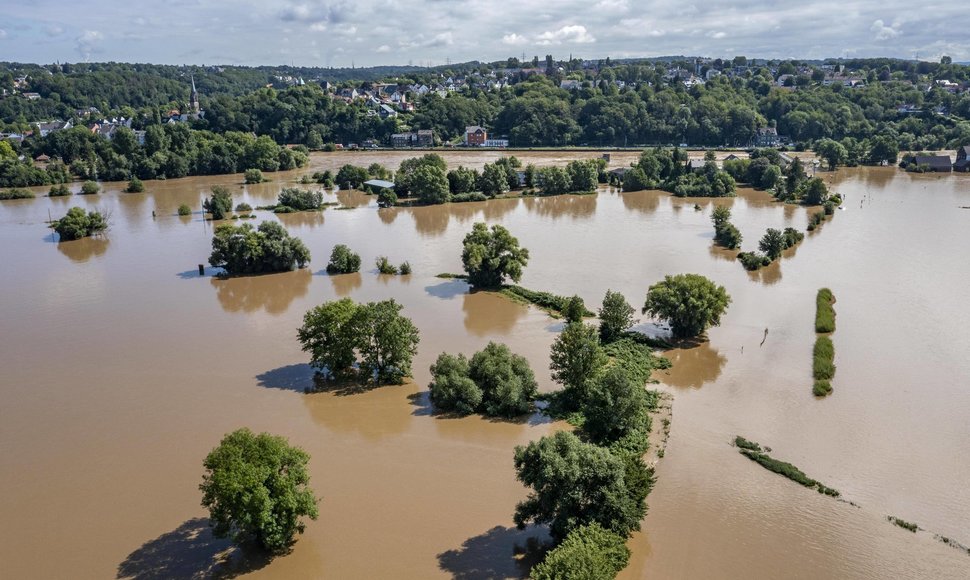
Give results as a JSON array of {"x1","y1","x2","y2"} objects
[
  {"x1": 707, "y1": 243, "x2": 737, "y2": 263},
  {"x1": 275, "y1": 210, "x2": 324, "y2": 228},
  {"x1": 410, "y1": 206, "x2": 450, "y2": 237},
  {"x1": 212, "y1": 269, "x2": 311, "y2": 315},
  {"x1": 57, "y1": 237, "x2": 110, "y2": 263},
  {"x1": 620, "y1": 190, "x2": 662, "y2": 215},
  {"x1": 328, "y1": 272, "x2": 362, "y2": 296},
  {"x1": 448, "y1": 201, "x2": 483, "y2": 228},
  {"x1": 481, "y1": 198, "x2": 518, "y2": 221},
  {"x1": 523, "y1": 194, "x2": 597, "y2": 220},
  {"x1": 377, "y1": 207, "x2": 399, "y2": 225},
  {"x1": 658, "y1": 340, "x2": 727, "y2": 389},
  {"x1": 437, "y1": 525, "x2": 548, "y2": 580},
  {"x1": 462, "y1": 292, "x2": 526, "y2": 337},
  {"x1": 116, "y1": 517, "x2": 271, "y2": 580},
  {"x1": 336, "y1": 189, "x2": 372, "y2": 208}
]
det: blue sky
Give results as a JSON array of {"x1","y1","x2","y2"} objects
[{"x1": 0, "y1": 0, "x2": 966, "y2": 67}]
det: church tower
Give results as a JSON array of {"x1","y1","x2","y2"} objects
[{"x1": 190, "y1": 75, "x2": 200, "y2": 114}]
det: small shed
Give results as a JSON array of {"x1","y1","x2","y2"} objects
[{"x1": 363, "y1": 179, "x2": 395, "y2": 191}]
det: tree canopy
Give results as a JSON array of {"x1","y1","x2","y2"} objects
[
  {"x1": 209, "y1": 221, "x2": 310, "y2": 275},
  {"x1": 461, "y1": 222, "x2": 530, "y2": 288},
  {"x1": 529, "y1": 523, "x2": 631, "y2": 580},
  {"x1": 54, "y1": 206, "x2": 108, "y2": 241},
  {"x1": 642, "y1": 274, "x2": 731, "y2": 339},
  {"x1": 200, "y1": 428, "x2": 318, "y2": 552}
]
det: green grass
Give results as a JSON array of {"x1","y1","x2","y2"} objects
[
  {"x1": 815, "y1": 288, "x2": 836, "y2": 333},
  {"x1": 602, "y1": 338, "x2": 671, "y2": 387},
  {"x1": 734, "y1": 436, "x2": 762, "y2": 452},
  {"x1": 736, "y1": 437, "x2": 841, "y2": 497},
  {"x1": 499, "y1": 285, "x2": 595, "y2": 318},
  {"x1": 434, "y1": 273, "x2": 468, "y2": 280},
  {"x1": 813, "y1": 336, "x2": 836, "y2": 380},
  {"x1": 812, "y1": 379, "x2": 833, "y2": 397},
  {"x1": 888, "y1": 516, "x2": 918, "y2": 532}
]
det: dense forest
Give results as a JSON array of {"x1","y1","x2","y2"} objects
[{"x1": 1, "y1": 56, "x2": 969, "y2": 187}]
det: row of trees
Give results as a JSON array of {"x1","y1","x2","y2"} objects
[{"x1": 622, "y1": 147, "x2": 736, "y2": 198}]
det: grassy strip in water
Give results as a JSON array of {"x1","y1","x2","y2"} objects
[
  {"x1": 812, "y1": 379, "x2": 833, "y2": 397},
  {"x1": 815, "y1": 288, "x2": 836, "y2": 333},
  {"x1": 499, "y1": 285, "x2": 595, "y2": 318},
  {"x1": 888, "y1": 516, "x2": 918, "y2": 532},
  {"x1": 813, "y1": 336, "x2": 836, "y2": 380},
  {"x1": 435, "y1": 272, "x2": 468, "y2": 280},
  {"x1": 736, "y1": 437, "x2": 840, "y2": 497}
]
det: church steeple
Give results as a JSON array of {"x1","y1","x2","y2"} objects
[{"x1": 190, "y1": 74, "x2": 200, "y2": 114}]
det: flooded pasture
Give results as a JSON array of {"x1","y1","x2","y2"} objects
[{"x1": 1, "y1": 151, "x2": 968, "y2": 579}]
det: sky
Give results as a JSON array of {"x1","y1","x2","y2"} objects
[{"x1": 0, "y1": 0, "x2": 967, "y2": 68}]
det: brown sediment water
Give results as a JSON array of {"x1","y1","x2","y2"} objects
[{"x1": 1, "y1": 154, "x2": 969, "y2": 579}]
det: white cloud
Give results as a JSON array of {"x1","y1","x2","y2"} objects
[
  {"x1": 75, "y1": 30, "x2": 103, "y2": 60},
  {"x1": 0, "y1": 29, "x2": 7, "y2": 39},
  {"x1": 594, "y1": 0, "x2": 628, "y2": 12},
  {"x1": 535, "y1": 25, "x2": 596, "y2": 46},
  {"x1": 376, "y1": 44, "x2": 390, "y2": 53},
  {"x1": 870, "y1": 19, "x2": 900, "y2": 41},
  {"x1": 707, "y1": 31, "x2": 727, "y2": 39},
  {"x1": 502, "y1": 33, "x2": 529, "y2": 46}
]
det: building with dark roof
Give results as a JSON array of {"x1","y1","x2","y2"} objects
[
  {"x1": 914, "y1": 155, "x2": 953, "y2": 172},
  {"x1": 954, "y1": 146, "x2": 970, "y2": 172}
]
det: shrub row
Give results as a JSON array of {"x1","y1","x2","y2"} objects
[
  {"x1": 737, "y1": 439, "x2": 841, "y2": 497},
  {"x1": 815, "y1": 288, "x2": 836, "y2": 333},
  {"x1": 813, "y1": 336, "x2": 836, "y2": 380}
]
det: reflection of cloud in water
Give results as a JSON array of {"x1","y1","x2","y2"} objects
[
  {"x1": 328, "y1": 272, "x2": 362, "y2": 296},
  {"x1": 621, "y1": 190, "x2": 661, "y2": 215},
  {"x1": 275, "y1": 210, "x2": 325, "y2": 228},
  {"x1": 658, "y1": 340, "x2": 727, "y2": 389},
  {"x1": 57, "y1": 237, "x2": 110, "y2": 262},
  {"x1": 211, "y1": 268, "x2": 311, "y2": 315},
  {"x1": 708, "y1": 244, "x2": 737, "y2": 263},
  {"x1": 522, "y1": 194, "x2": 597, "y2": 220},
  {"x1": 462, "y1": 292, "x2": 526, "y2": 337}
]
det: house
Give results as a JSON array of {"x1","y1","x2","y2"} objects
[
  {"x1": 954, "y1": 146, "x2": 970, "y2": 172},
  {"x1": 416, "y1": 130, "x2": 434, "y2": 147},
  {"x1": 465, "y1": 126, "x2": 487, "y2": 146},
  {"x1": 724, "y1": 154, "x2": 741, "y2": 162},
  {"x1": 687, "y1": 158, "x2": 713, "y2": 173},
  {"x1": 753, "y1": 127, "x2": 783, "y2": 148},
  {"x1": 23, "y1": 92, "x2": 42, "y2": 100},
  {"x1": 483, "y1": 139, "x2": 509, "y2": 148},
  {"x1": 914, "y1": 155, "x2": 953, "y2": 172},
  {"x1": 560, "y1": 79, "x2": 582, "y2": 91},
  {"x1": 378, "y1": 104, "x2": 398, "y2": 119},
  {"x1": 34, "y1": 120, "x2": 72, "y2": 137},
  {"x1": 390, "y1": 130, "x2": 435, "y2": 148}
]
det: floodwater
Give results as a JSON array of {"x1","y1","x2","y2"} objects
[{"x1": 1, "y1": 152, "x2": 968, "y2": 579}]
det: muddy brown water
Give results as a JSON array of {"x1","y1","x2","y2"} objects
[{"x1": 1, "y1": 152, "x2": 969, "y2": 579}]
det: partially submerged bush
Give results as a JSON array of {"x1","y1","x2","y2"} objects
[
  {"x1": 48, "y1": 184, "x2": 71, "y2": 197},
  {"x1": 80, "y1": 180, "x2": 100, "y2": 195},
  {"x1": 209, "y1": 221, "x2": 310, "y2": 275},
  {"x1": 278, "y1": 187, "x2": 323, "y2": 211},
  {"x1": 326, "y1": 244, "x2": 361, "y2": 274},
  {"x1": 812, "y1": 379, "x2": 833, "y2": 397},
  {"x1": 244, "y1": 168, "x2": 265, "y2": 184},
  {"x1": 126, "y1": 177, "x2": 144, "y2": 193},
  {"x1": 399, "y1": 261, "x2": 412, "y2": 275},
  {"x1": 737, "y1": 251, "x2": 769, "y2": 270},
  {"x1": 815, "y1": 288, "x2": 836, "y2": 333},
  {"x1": 54, "y1": 206, "x2": 109, "y2": 240},
  {"x1": 813, "y1": 336, "x2": 835, "y2": 380},
  {"x1": 235, "y1": 202, "x2": 252, "y2": 213},
  {"x1": 430, "y1": 342, "x2": 538, "y2": 418},
  {"x1": 376, "y1": 256, "x2": 398, "y2": 275},
  {"x1": 203, "y1": 185, "x2": 233, "y2": 220},
  {"x1": 177, "y1": 204, "x2": 192, "y2": 216},
  {"x1": 0, "y1": 188, "x2": 35, "y2": 200}
]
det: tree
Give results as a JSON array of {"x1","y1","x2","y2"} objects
[
  {"x1": 395, "y1": 154, "x2": 447, "y2": 196},
  {"x1": 759, "y1": 228, "x2": 785, "y2": 260},
  {"x1": 530, "y1": 523, "x2": 630, "y2": 580},
  {"x1": 815, "y1": 139, "x2": 847, "y2": 171},
  {"x1": 54, "y1": 206, "x2": 108, "y2": 240},
  {"x1": 550, "y1": 322, "x2": 608, "y2": 409},
  {"x1": 326, "y1": 244, "x2": 361, "y2": 274},
  {"x1": 642, "y1": 274, "x2": 731, "y2": 339},
  {"x1": 353, "y1": 299, "x2": 420, "y2": 384},
  {"x1": 278, "y1": 188, "x2": 323, "y2": 211},
  {"x1": 513, "y1": 431, "x2": 644, "y2": 541},
  {"x1": 799, "y1": 177, "x2": 829, "y2": 205},
  {"x1": 711, "y1": 206, "x2": 731, "y2": 228},
  {"x1": 244, "y1": 168, "x2": 264, "y2": 184},
  {"x1": 204, "y1": 185, "x2": 233, "y2": 220},
  {"x1": 583, "y1": 367, "x2": 650, "y2": 445},
  {"x1": 335, "y1": 164, "x2": 369, "y2": 189},
  {"x1": 448, "y1": 166, "x2": 479, "y2": 194},
  {"x1": 411, "y1": 163, "x2": 450, "y2": 204},
  {"x1": 562, "y1": 295, "x2": 587, "y2": 324},
  {"x1": 209, "y1": 221, "x2": 310, "y2": 275},
  {"x1": 479, "y1": 163, "x2": 511, "y2": 196},
  {"x1": 468, "y1": 342, "x2": 538, "y2": 417},
  {"x1": 714, "y1": 222, "x2": 742, "y2": 249},
  {"x1": 429, "y1": 353, "x2": 482, "y2": 416},
  {"x1": 297, "y1": 298, "x2": 360, "y2": 379},
  {"x1": 598, "y1": 290, "x2": 635, "y2": 343},
  {"x1": 126, "y1": 177, "x2": 144, "y2": 193},
  {"x1": 866, "y1": 135, "x2": 899, "y2": 165},
  {"x1": 620, "y1": 167, "x2": 652, "y2": 192},
  {"x1": 461, "y1": 222, "x2": 530, "y2": 288},
  {"x1": 200, "y1": 428, "x2": 318, "y2": 552}
]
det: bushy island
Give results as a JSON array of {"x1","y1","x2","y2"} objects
[
  {"x1": 52, "y1": 206, "x2": 109, "y2": 240},
  {"x1": 621, "y1": 147, "x2": 736, "y2": 197},
  {"x1": 208, "y1": 221, "x2": 310, "y2": 275}
]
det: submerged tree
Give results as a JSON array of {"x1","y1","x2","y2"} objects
[
  {"x1": 326, "y1": 244, "x2": 362, "y2": 274},
  {"x1": 203, "y1": 185, "x2": 233, "y2": 220},
  {"x1": 642, "y1": 274, "x2": 731, "y2": 339},
  {"x1": 598, "y1": 290, "x2": 636, "y2": 343},
  {"x1": 209, "y1": 221, "x2": 310, "y2": 275},
  {"x1": 200, "y1": 428, "x2": 318, "y2": 552},
  {"x1": 53, "y1": 206, "x2": 108, "y2": 240},
  {"x1": 461, "y1": 222, "x2": 530, "y2": 288}
]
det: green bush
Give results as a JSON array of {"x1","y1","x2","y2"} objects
[
  {"x1": 602, "y1": 338, "x2": 669, "y2": 387},
  {"x1": 399, "y1": 261, "x2": 412, "y2": 275},
  {"x1": 737, "y1": 251, "x2": 769, "y2": 270},
  {"x1": 714, "y1": 222, "x2": 743, "y2": 249},
  {"x1": 469, "y1": 342, "x2": 538, "y2": 418},
  {"x1": 823, "y1": 201, "x2": 836, "y2": 215},
  {"x1": 815, "y1": 288, "x2": 836, "y2": 333},
  {"x1": 244, "y1": 168, "x2": 264, "y2": 184},
  {"x1": 377, "y1": 189, "x2": 398, "y2": 207},
  {"x1": 126, "y1": 177, "x2": 144, "y2": 193},
  {"x1": 203, "y1": 185, "x2": 233, "y2": 220},
  {"x1": 48, "y1": 184, "x2": 71, "y2": 197},
  {"x1": 503, "y1": 285, "x2": 595, "y2": 318},
  {"x1": 642, "y1": 273, "x2": 731, "y2": 339},
  {"x1": 312, "y1": 170, "x2": 335, "y2": 187},
  {"x1": 813, "y1": 336, "x2": 835, "y2": 380},
  {"x1": 235, "y1": 202, "x2": 252, "y2": 213},
  {"x1": 888, "y1": 516, "x2": 918, "y2": 533},
  {"x1": 177, "y1": 204, "x2": 192, "y2": 216},
  {"x1": 326, "y1": 244, "x2": 361, "y2": 274},
  {"x1": 54, "y1": 206, "x2": 108, "y2": 240},
  {"x1": 451, "y1": 192, "x2": 488, "y2": 203},
  {"x1": 740, "y1": 449, "x2": 817, "y2": 488},
  {"x1": 209, "y1": 221, "x2": 310, "y2": 275},
  {"x1": 428, "y1": 353, "x2": 482, "y2": 416},
  {"x1": 278, "y1": 187, "x2": 323, "y2": 211},
  {"x1": 376, "y1": 256, "x2": 398, "y2": 275},
  {"x1": 80, "y1": 180, "x2": 100, "y2": 195},
  {"x1": 0, "y1": 188, "x2": 36, "y2": 200},
  {"x1": 734, "y1": 436, "x2": 762, "y2": 452},
  {"x1": 530, "y1": 523, "x2": 631, "y2": 580},
  {"x1": 812, "y1": 379, "x2": 833, "y2": 397}
]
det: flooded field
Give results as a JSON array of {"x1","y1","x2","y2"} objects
[{"x1": 1, "y1": 151, "x2": 968, "y2": 579}]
